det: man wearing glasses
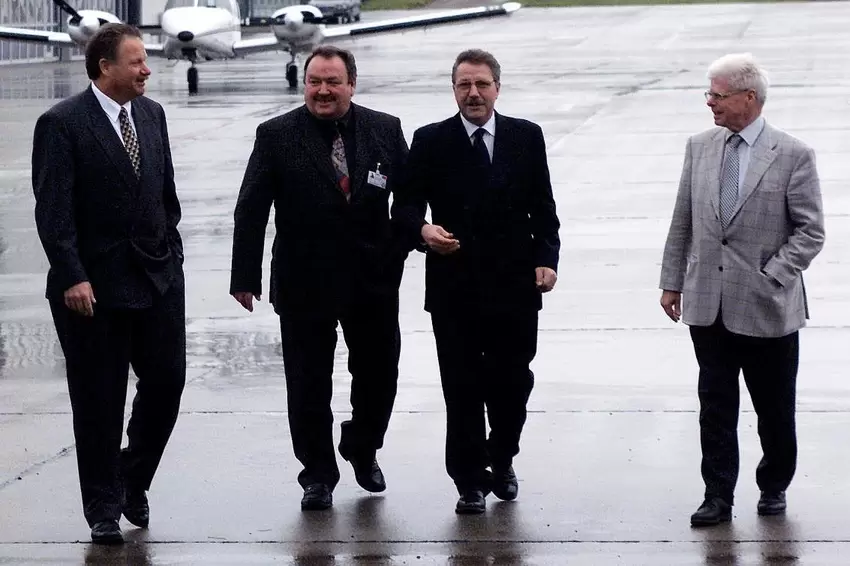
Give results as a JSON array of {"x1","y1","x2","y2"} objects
[
  {"x1": 659, "y1": 53, "x2": 825, "y2": 526},
  {"x1": 394, "y1": 49, "x2": 561, "y2": 514}
]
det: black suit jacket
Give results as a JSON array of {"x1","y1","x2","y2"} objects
[
  {"x1": 396, "y1": 112, "x2": 560, "y2": 313},
  {"x1": 229, "y1": 103, "x2": 410, "y2": 316},
  {"x1": 32, "y1": 86, "x2": 183, "y2": 308}
]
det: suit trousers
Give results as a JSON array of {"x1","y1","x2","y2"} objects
[
  {"x1": 689, "y1": 317, "x2": 798, "y2": 505},
  {"x1": 49, "y1": 274, "x2": 186, "y2": 527},
  {"x1": 278, "y1": 294, "x2": 400, "y2": 490},
  {"x1": 430, "y1": 308, "x2": 538, "y2": 493}
]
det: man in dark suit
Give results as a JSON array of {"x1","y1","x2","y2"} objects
[
  {"x1": 394, "y1": 49, "x2": 560, "y2": 514},
  {"x1": 230, "y1": 46, "x2": 410, "y2": 511},
  {"x1": 31, "y1": 24, "x2": 186, "y2": 544}
]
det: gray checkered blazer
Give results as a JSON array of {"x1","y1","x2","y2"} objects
[{"x1": 659, "y1": 121, "x2": 825, "y2": 338}]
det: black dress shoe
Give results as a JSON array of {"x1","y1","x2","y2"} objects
[
  {"x1": 690, "y1": 497, "x2": 732, "y2": 527},
  {"x1": 91, "y1": 520, "x2": 124, "y2": 545},
  {"x1": 301, "y1": 483, "x2": 333, "y2": 511},
  {"x1": 757, "y1": 491, "x2": 787, "y2": 516},
  {"x1": 122, "y1": 489, "x2": 150, "y2": 528},
  {"x1": 350, "y1": 456, "x2": 386, "y2": 493},
  {"x1": 455, "y1": 490, "x2": 486, "y2": 515},
  {"x1": 492, "y1": 465, "x2": 518, "y2": 501}
]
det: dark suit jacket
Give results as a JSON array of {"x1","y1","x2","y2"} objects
[
  {"x1": 32, "y1": 86, "x2": 183, "y2": 308},
  {"x1": 229, "y1": 103, "x2": 410, "y2": 316},
  {"x1": 395, "y1": 112, "x2": 560, "y2": 313}
]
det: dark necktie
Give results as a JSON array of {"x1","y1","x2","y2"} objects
[
  {"x1": 119, "y1": 107, "x2": 140, "y2": 178},
  {"x1": 719, "y1": 134, "x2": 743, "y2": 228},
  {"x1": 472, "y1": 127, "x2": 490, "y2": 168},
  {"x1": 331, "y1": 125, "x2": 350, "y2": 202}
]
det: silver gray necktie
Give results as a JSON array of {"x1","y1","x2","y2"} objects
[{"x1": 719, "y1": 134, "x2": 743, "y2": 228}]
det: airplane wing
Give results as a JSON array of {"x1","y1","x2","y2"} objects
[
  {"x1": 233, "y1": 35, "x2": 285, "y2": 57},
  {"x1": 0, "y1": 26, "x2": 75, "y2": 47},
  {"x1": 232, "y1": 2, "x2": 520, "y2": 57},
  {"x1": 323, "y1": 2, "x2": 521, "y2": 40},
  {"x1": 0, "y1": 25, "x2": 168, "y2": 57},
  {"x1": 144, "y1": 42, "x2": 167, "y2": 57}
]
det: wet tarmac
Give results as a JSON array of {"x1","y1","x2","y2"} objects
[{"x1": 1, "y1": 2, "x2": 850, "y2": 564}]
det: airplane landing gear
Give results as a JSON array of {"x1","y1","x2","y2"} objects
[
  {"x1": 286, "y1": 55, "x2": 298, "y2": 89},
  {"x1": 187, "y1": 64, "x2": 198, "y2": 94},
  {"x1": 286, "y1": 63, "x2": 297, "y2": 89}
]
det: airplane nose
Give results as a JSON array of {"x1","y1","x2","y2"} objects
[{"x1": 177, "y1": 31, "x2": 194, "y2": 42}]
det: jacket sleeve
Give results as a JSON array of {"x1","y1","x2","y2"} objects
[
  {"x1": 230, "y1": 124, "x2": 276, "y2": 295},
  {"x1": 32, "y1": 111, "x2": 88, "y2": 292},
  {"x1": 159, "y1": 103, "x2": 183, "y2": 262},
  {"x1": 659, "y1": 137, "x2": 694, "y2": 292},
  {"x1": 529, "y1": 124, "x2": 560, "y2": 271},
  {"x1": 761, "y1": 144, "x2": 825, "y2": 286},
  {"x1": 391, "y1": 126, "x2": 430, "y2": 252}
]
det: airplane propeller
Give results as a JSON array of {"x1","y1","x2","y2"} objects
[{"x1": 52, "y1": 0, "x2": 82, "y2": 25}]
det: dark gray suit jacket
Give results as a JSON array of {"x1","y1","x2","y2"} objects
[
  {"x1": 32, "y1": 86, "x2": 183, "y2": 308},
  {"x1": 229, "y1": 103, "x2": 410, "y2": 316}
]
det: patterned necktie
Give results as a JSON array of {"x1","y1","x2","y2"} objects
[
  {"x1": 472, "y1": 128, "x2": 491, "y2": 167},
  {"x1": 719, "y1": 134, "x2": 743, "y2": 228},
  {"x1": 331, "y1": 126, "x2": 350, "y2": 202},
  {"x1": 119, "y1": 107, "x2": 140, "y2": 178}
]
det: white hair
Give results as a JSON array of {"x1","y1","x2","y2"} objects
[{"x1": 707, "y1": 53, "x2": 769, "y2": 104}]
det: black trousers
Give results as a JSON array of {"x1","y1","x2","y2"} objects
[
  {"x1": 49, "y1": 278, "x2": 186, "y2": 527},
  {"x1": 689, "y1": 318, "x2": 799, "y2": 506},
  {"x1": 430, "y1": 308, "x2": 538, "y2": 493},
  {"x1": 279, "y1": 294, "x2": 400, "y2": 490}
]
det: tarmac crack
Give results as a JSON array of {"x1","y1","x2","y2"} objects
[{"x1": 0, "y1": 444, "x2": 75, "y2": 492}]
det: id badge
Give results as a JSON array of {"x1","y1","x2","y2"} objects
[{"x1": 367, "y1": 163, "x2": 388, "y2": 189}]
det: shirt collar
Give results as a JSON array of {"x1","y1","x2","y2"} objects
[
  {"x1": 727, "y1": 115, "x2": 765, "y2": 147},
  {"x1": 460, "y1": 112, "x2": 496, "y2": 139},
  {"x1": 91, "y1": 82, "x2": 132, "y2": 123},
  {"x1": 309, "y1": 105, "x2": 354, "y2": 132}
]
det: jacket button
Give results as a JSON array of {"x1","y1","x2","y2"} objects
[
  {"x1": 718, "y1": 266, "x2": 724, "y2": 272},
  {"x1": 721, "y1": 239, "x2": 728, "y2": 245}
]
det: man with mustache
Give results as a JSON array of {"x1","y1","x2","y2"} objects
[
  {"x1": 394, "y1": 49, "x2": 561, "y2": 514},
  {"x1": 31, "y1": 23, "x2": 186, "y2": 544},
  {"x1": 659, "y1": 53, "x2": 825, "y2": 526},
  {"x1": 230, "y1": 45, "x2": 411, "y2": 511}
]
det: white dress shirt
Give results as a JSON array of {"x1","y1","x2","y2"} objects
[
  {"x1": 91, "y1": 82, "x2": 137, "y2": 145},
  {"x1": 725, "y1": 115, "x2": 765, "y2": 190},
  {"x1": 460, "y1": 112, "x2": 495, "y2": 161}
]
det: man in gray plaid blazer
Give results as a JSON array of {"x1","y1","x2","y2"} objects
[{"x1": 659, "y1": 53, "x2": 825, "y2": 527}]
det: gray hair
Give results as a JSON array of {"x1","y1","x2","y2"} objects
[{"x1": 706, "y1": 53, "x2": 769, "y2": 104}]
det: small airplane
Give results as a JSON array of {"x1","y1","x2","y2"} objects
[{"x1": 0, "y1": 0, "x2": 521, "y2": 94}]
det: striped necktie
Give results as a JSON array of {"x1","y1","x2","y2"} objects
[{"x1": 719, "y1": 134, "x2": 743, "y2": 228}]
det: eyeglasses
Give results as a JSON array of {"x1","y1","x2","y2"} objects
[
  {"x1": 704, "y1": 89, "x2": 748, "y2": 101},
  {"x1": 454, "y1": 80, "x2": 496, "y2": 93}
]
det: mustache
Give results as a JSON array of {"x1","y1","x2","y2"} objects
[{"x1": 314, "y1": 95, "x2": 337, "y2": 102}]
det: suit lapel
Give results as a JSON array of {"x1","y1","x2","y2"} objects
[
  {"x1": 491, "y1": 112, "x2": 510, "y2": 184},
  {"x1": 351, "y1": 104, "x2": 372, "y2": 198},
  {"x1": 705, "y1": 129, "x2": 726, "y2": 220},
  {"x1": 300, "y1": 108, "x2": 339, "y2": 188},
  {"x1": 84, "y1": 87, "x2": 138, "y2": 187},
  {"x1": 730, "y1": 124, "x2": 778, "y2": 221},
  {"x1": 132, "y1": 100, "x2": 156, "y2": 185}
]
